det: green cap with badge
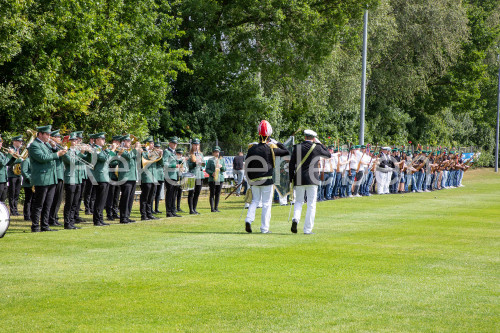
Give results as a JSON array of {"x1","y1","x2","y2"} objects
[
  {"x1": 37, "y1": 125, "x2": 52, "y2": 133},
  {"x1": 169, "y1": 136, "x2": 179, "y2": 143},
  {"x1": 191, "y1": 138, "x2": 200, "y2": 144},
  {"x1": 50, "y1": 130, "x2": 61, "y2": 137},
  {"x1": 212, "y1": 146, "x2": 221, "y2": 152},
  {"x1": 11, "y1": 135, "x2": 23, "y2": 141}
]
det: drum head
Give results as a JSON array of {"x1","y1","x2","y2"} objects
[{"x1": 0, "y1": 202, "x2": 10, "y2": 238}]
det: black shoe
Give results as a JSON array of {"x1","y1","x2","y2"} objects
[
  {"x1": 107, "y1": 216, "x2": 115, "y2": 221},
  {"x1": 245, "y1": 222, "x2": 252, "y2": 233},
  {"x1": 153, "y1": 210, "x2": 161, "y2": 214},
  {"x1": 31, "y1": 228, "x2": 41, "y2": 233},
  {"x1": 148, "y1": 216, "x2": 159, "y2": 220},
  {"x1": 194, "y1": 210, "x2": 200, "y2": 215},
  {"x1": 74, "y1": 217, "x2": 84, "y2": 224},
  {"x1": 177, "y1": 208, "x2": 184, "y2": 213},
  {"x1": 41, "y1": 228, "x2": 58, "y2": 232},
  {"x1": 85, "y1": 210, "x2": 92, "y2": 215},
  {"x1": 172, "y1": 213, "x2": 182, "y2": 217},
  {"x1": 215, "y1": 209, "x2": 221, "y2": 212},
  {"x1": 141, "y1": 217, "x2": 151, "y2": 221},
  {"x1": 99, "y1": 222, "x2": 110, "y2": 226},
  {"x1": 24, "y1": 217, "x2": 31, "y2": 221},
  {"x1": 127, "y1": 219, "x2": 136, "y2": 223},
  {"x1": 119, "y1": 220, "x2": 130, "y2": 224},
  {"x1": 189, "y1": 211, "x2": 196, "y2": 215},
  {"x1": 166, "y1": 213, "x2": 174, "y2": 218},
  {"x1": 291, "y1": 220, "x2": 298, "y2": 234},
  {"x1": 64, "y1": 224, "x2": 77, "y2": 230},
  {"x1": 211, "y1": 209, "x2": 216, "y2": 212}
]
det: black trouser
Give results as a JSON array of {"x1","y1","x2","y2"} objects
[
  {"x1": 64, "y1": 183, "x2": 81, "y2": 226},
  {"x1": 83, "y1": 178, "x2": 95, "y2": 213},
  {"x1": 176, "y1": 185, "x2": 182, "y2": 210},
  {"x1": 188, "y1": 183, "x2": 202, "y2": 213},
  {"x1": 164, "y1": 180, "x2": 178, "y2": 215},
  {"x1": 23, "y1": 187, "x2": 33, "y2": 220},
  {"x1": 154, "y1": 181, "x2": 164, "y2": 212},
  {"x1": 140, "y1": 182, "x2": 155, "y2": 218},
  {"x1": 93, "y1": 182, "x2": 109, "y2": 225},
  {"x1": 106, "y1": 183, "x2": 120, "y2": 218},
  {"x1": 209, "y1": 182, "x2": 222, "y2": 211},
  {"x1": 31, "y1": 184, "x2": 56, "y2": 231},
  {"x1": 353, "y1": 171, "x2": 364, "y2": 196},
  {"x1": 0, "y1": 182, "x2": 6, "y2": 203},
  {"x1": 119, "y1": 181, "x2": 136, "y2": 222},
  {"x1": 49, "y1": 179, "x2": 64, "y2": 225},
  {"x1": 8, "y1": 177, "x2": 21, "y2": 214}
]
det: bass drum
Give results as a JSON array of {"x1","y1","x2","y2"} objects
[{"x1": 0, "y1": 202, "x2": 10, "y2": 238}]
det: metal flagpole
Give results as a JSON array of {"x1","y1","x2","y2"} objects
[
  {"x1": 495, "y1": 54, "x2": 499, "y2": 172},
  {"x1": 359, "y1": 9, "x2": 368, "y2": 146}
]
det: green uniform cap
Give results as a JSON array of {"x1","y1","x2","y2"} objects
[
  {"x1": 349, "y1": 146, "x2": 355, "y2": 151},
  {"x1": 36, "y1": 125, "x2": 52, "y2": 133},
  {"x1": 169, "y1": 136, "x2": 179, "y2": 144},
  {"x1": 212, "y1": 145, "x2": 221, "y2": 152},
  {"x1": 144, "y1": 136, "x2": 154, "y2": 143},
  {"x1": 50, "y1": 130, "x2": 61, "y2": 137},
  {"x1": 121, "y1": 134, "x2": 131, "y2": 141},
  {"x1": 93, "y1": 132, "x2": 106, "y2": 139},
  {"x1": 112, "y1": 135, "x2": 122, "y2": 141},
  {"x1": 191, "y1": 138, "x2": 200, "y2": 144},
  {"x1": 360, "y1": 145, "x2": 366, "y2": 149},
  {"x1": 175, "y1": 148, "x2": 184, "y2": 153},
  {"x1": 354, "y1": 145, "x2": 361, "y2": 149},
  {"x1": 76, "y1": 131, "x2": 83, "y2": 138},
  {"x1": 69, "y1": 132, "x2": 78, "y2": 140},
  {"x1": 11, "y1": 135, "x2": 23, "y2": 141},
  {"x1": 154, "y1": 140, "x2": 161, "y2": 147}
]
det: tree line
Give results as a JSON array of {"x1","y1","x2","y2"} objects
[{"x1": 1, "y1": 0, "x2": 499, "y2": 164}]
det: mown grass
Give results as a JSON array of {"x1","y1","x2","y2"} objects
[{"x1": 0, "y1": 168, "x2": 498, "y2": 332}]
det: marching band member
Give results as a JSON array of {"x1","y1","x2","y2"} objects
[
  {"x1": 106, "y1": 135, "x2": 122, "y2": 221},
  {"x1": 83, "y1": 134, "x2": 96, "y2": 215},
  {"x1": 7, "y1": 135, "x2": 23, "y2": 215},
  {"x1": 20, "y1": 152, "x2": 32, "y2": 221},
  {"x1": 153, "y1": 140, "x2": 164, "y2": 214},
  {"x1": 0, "y1": 136, "x2": 12, "y2": 204},
  {"x1": 48, "y1": 130, "x2": 64, "y2": 226},
  {"x1": 187, "y1": 138, "x2": 204, "y2": 215},
  {"x1": 28, "y1": 125, "x2": 67, "y2": 232},
  {"x1": 244, "y1": 120, "x2": 289, "y2": 233},
  {"x1": 117, "y1": 134, "x2": 140, "y2": 224},
  {"x1": 74, "y1": 131, "x2": 86, "y2": 223},
  {"x1": 206, "y1": 146, "x2": 226, "y2": 212},
  {"x1": 163, "y1": 136, "x2": 182, "y2": 217},
  {"x1": 87, "y1": 132, "x2": 117, "y2": 226},
  {"x1": 175, "y1": 148, "x2": 186, "y2": 213},
  {"x1": 140, "y1": 136, "x2": 160, "y2": 221},
  {"x1": 289, "y1": 129, "x2": 331, "y2": 234},
  {"x1": 62, "y1": 132, "x2": 88, "y2": 229}
]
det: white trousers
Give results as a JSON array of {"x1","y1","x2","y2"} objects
[
  {"x1": 375, "y1": 171, "x2": 390, "y2": 194},
  {"x1": 245, "y1": 185, "x2": 273, "y2": 233},
  {"x1": 293, "y1": 185, "x2": 318, "y2": 234}
]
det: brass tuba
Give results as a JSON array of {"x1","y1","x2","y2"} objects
[{"x1": 142, "y1": 149, "x2": 162, "y2": 169}]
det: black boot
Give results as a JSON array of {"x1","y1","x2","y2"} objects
[
  {"x1": 214, "y1": 195, "x2": 220, "y2": 212},
  {"x1": 210, "y1": 197, "x2": 215, "y2": 212},
  {"x1": 188, "y1": 196, "x2": 195, "y2": 214}
]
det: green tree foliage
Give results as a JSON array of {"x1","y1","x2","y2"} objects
[{"x1": 0, "y1": 0, "x2": 189, "y2": 138}]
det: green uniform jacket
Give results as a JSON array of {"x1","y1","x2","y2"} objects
[
  {"x1": 118, "y1": 149, "x2": 139, "y2": 182},
  {"x1": 154, "y1": 157, "x2": 164, "y2": 182},
  {"x1": 140, "y1": 151, "x2": 155, "y2": 184},
  {"x1": 86, "y1": 146, "x2": 116, "y2": 183},
  {"x1": 206, "y1": 157, "x2": 226, "y2": 183},
  {"x1": 7, "y1": 146, "x2": 22, "y2": 178},
  {"x1": 21, "y1": 158, "x2": 32, "y2": 188},
  {"x1": 62, "y1": 149, "x2": 88, "y2": 185},
  {"x1": 187, "y1": 152, "x2": 205, "y2": 179},
  {"x1": 28, "y1": 138, "x2": 60, "y2": 186},
  {"x1": 0, "y1": 151, "x2": 11, "y2": 183},
  {"x1": 163, "y1": 148, "x2": 179, "y2": 181}
]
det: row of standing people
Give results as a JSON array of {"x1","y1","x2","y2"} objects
[{"x1": 0, "y1": 126, "x2": 228, "y2": 232}]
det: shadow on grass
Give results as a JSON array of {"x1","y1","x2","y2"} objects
[{"x1": 162, "y1": 230, "x2": 291, "y2": 235}]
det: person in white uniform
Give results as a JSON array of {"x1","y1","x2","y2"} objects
[
  {"x1": 376, "y1": 147, "x2": 393, "y2": 194},
  {"x1": 244, "y1": 120, "x2": 289, "y2": 233},
  {"x1": 289, "y1": 130, "x2": 331, "y2": 234}
]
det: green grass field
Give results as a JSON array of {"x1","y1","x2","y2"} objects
[{"x1": 1, "y1": 169, "x2": 498, "y2": 332}]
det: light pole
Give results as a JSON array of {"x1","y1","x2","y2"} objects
[{"x1": 359, "y1": 9, "x2": 368, "y2": 146}]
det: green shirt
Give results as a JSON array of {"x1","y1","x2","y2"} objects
[{"x1": 205, "y1": 157, "x2": 226, "y2": 183}]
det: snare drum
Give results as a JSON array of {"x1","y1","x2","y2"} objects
[
  {"x1": 0, "y1": 202, "x2": 10, "y2": 238},
  {"x1": 180, "y1": 172, "x2": 195, "y2": 191}
]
